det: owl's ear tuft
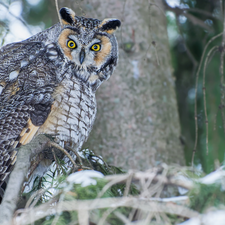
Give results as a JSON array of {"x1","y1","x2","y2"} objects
[
  {"x1": 59, "y1": 7, "x2": 76, "y2": 25},
  {"x1": 99, "y1": 19, "x2": 121, "y2": 34}
]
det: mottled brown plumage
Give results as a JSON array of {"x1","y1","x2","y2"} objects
[{"x1": 0, "y1": 7, "x2": 120, "y2": 199}]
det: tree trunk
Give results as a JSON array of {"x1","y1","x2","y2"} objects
[{"x1": 57, "y1": 0, "x2": 185, "y2": 170}]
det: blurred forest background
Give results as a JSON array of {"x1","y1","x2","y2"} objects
[
  {"x1": 165, "y1": 0, "x2": 223, "y2": 173},
  {"x1": 0, "y1": 0, "x2": 224, "y2": 174}
]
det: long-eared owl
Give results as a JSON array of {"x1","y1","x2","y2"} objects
[{"x1": 0, "y1": 7, "x2": 121, "y2": 198}]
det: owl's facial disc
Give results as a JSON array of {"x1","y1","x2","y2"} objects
[{"x1": 58, "y1": 29, "x2": 112, "y2": 69}]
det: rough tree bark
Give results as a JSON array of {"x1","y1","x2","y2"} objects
[{"x1": 55, "y1": 0, "x2": 185, "y2": 170}]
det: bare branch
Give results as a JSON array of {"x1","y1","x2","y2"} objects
[
  {"x1": 66, "y1": 145, "x2": 83, "y2": 166},
  {"x1": 0, "y1": 134, "x2": 50, "y2": 225},
  {"x1": 15, "y1": 197, "x2": 199, "y2": 225},
  {"x1": 104, "y1": 170, "x2": 194, "y2": 190}
]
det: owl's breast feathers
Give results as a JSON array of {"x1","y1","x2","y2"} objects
[{"x1": 36, "y1": 78, "x2": 97, "y2": 149}]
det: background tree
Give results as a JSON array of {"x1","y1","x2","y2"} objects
[
  {"x1": 164, "y1": 0, "x2": 223, "y2": 173},
  {"x1": 54, "y1": 0, "x2": 185, "y2": 170}
]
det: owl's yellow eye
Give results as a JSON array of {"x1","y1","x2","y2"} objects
[
  {"x1": 67, "y1": 40, "x2": 76, "y2": 49},
  {"x1": 91, "y1": 44, "x2": 101, "y2": 51}
]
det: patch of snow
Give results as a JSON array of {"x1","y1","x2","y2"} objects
[
  {"x1": 199, "y1": 169, "x2": 225, "y2": 185},
  {"x1": 67, "y1": 170, "x2": 104, "y2": 187},
  {"x1": 149, "y1": 196, "x2": 188, "y2": 202},
  {"x1": 179, "y1": 210, "x2": 225, "y2": 225}
]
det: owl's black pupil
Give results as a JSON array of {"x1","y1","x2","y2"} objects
[
  {"x1": 70, "y1": 42, "x2": 74, "y2": 47},
  {"x1": 94, "y1": 45, "x2": 97, "y2": 49}
]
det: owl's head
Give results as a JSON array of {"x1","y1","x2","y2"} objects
[{"x1": 57, "y1": 7, "x2": 121, "y2": 90}]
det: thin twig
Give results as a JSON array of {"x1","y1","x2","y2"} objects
[
  {"x1": 26, "y1": 189, "x2": 46, "y2": 209},
  {"x1": 123, "y1": 172, "x2": 134, "y2": 197},
  {"x1": 51, "y1": 148, "x2": 61, "y2": 176},
  {"x1": 105, "y1": 171, "x2": 194, "y2": 190},
  {"x1": 143, "y1": 212, "x2": 154, "y2": 225},
  {"x1": 49, "y1": 141, "x2": 77, "y2": 171},
  {"x1": 65, "y1": 146, "x2": 83, "y2": 166},
  {"x1": 129, "y1": 207, "x2": 138, "y2": 222},
  {"x1": 114, "y1": 211, "x2": 131, "y2": 224},
  {"x1": 192, "y1": 32, "x2": 223, "y2": 166},
  {"x1": 98, "y1": 207, "x2": 117, "y2": 225},
  {"x1": 55, "y1": 0, "x2": 63, "y2": 27},
  {"x1": 219, "y1": 1, "x2": 225, "y2": 138},
  {"x1": 220, "y1": 0, "x2": 225, "y2": 74},
  {"x1": 95, "y1": 173, "x2": 131, "y2": 200},
  {"x1": 203, "y1": 46, "x2": 219, "y2": 155},
  {"x1": 51, "y1": 193, "x2": 65, "y2": 225},
  {"x1": 155, "y1": 166, "x2": 168, "y2": 198}
]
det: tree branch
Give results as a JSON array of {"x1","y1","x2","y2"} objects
[{"x1": 0, "y1": 134, "x2": 50, "y2": 225}]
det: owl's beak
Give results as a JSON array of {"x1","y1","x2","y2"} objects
[{"x1": 79, "y1": 48, "x2": 85, "y2": 64}]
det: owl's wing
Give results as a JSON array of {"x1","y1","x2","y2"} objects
[{"x1": 0, "y1": 41, "x2": 57, "y2": 187}]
